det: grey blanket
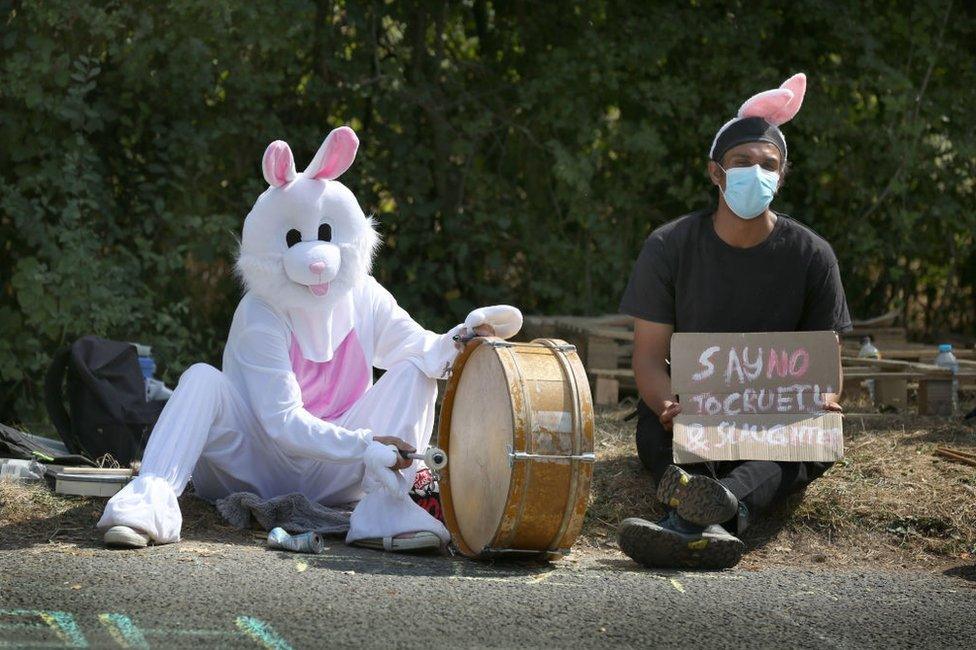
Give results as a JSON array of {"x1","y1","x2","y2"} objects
[{"x1": 215, "y1": 492, "x2": 351, "y2": 535}]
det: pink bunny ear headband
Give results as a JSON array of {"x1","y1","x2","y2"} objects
[{"x1": 708, "y1": 73, "x2": 806, "y2": 163}]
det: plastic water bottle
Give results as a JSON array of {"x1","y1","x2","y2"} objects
[
  {"x1": 858, "y1": 336, "x2": 880, "y2": 359},
  {"x1": 0, "y1": 459, "x2": 45, "y2": 481},
  {"x1": 934, "y1": 344, "x2": 959, "y2": 415},
  {"x1": 858, "y1": 336, "x2": 881, "y2": 402},
  {"x1": 132, "y1": 343, "x2": 173, "y2": 402}
]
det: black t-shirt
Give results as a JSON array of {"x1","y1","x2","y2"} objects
[{"x1": 619, "y1": 209, "x2": 853, "y2": 334}]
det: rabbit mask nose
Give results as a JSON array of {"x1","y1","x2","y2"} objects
[{"x1": 309, "y1": 262, "x2": 326, "y2": 274}]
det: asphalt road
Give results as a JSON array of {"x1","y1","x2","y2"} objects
[{"x1": 0, "y1": 537, "x2": 973, "y2": 649}]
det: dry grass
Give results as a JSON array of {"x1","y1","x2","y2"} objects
[
  {"x1": 580, "y1": 403, "x2": 976, "y2": 571},
  {"x1": 3, "y1": 407, "x2": 975, "y2": 571},
  {"x1": 0, "y1": 482, "x2": 250, "y2": 549},
  {"x1": 0, "y1": 481, "x2": 95, "y2": 536},
  {"x1": 578, "y1": 404, "x2": 666, "y2": 551}
]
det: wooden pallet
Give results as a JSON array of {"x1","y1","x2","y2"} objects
[
  {"x1": 588, "y1": 366, "x2": 974, "y2": 412},
  {"x1": 852, "y1": 309, "x2": 900, "y2": 329},
  {"x1": 841, "y1": 326, "x2": 909, "y2": 346},
  {"x1": 841, "y1": 343, "x2": 976, "y2": 363},
  {"x1": 524, "y1": 314, "x2": 972, "y2": 414},
  {"x1": 585, "y1": 368, "x2": 637, "y2": 407},
  {"x1": 522, "y1": 315, "x2": 634, "y2": 370}
]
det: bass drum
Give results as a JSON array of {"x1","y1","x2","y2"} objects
[{"x1": 438, "y1": 337, "x2": 594, "y2": 558}]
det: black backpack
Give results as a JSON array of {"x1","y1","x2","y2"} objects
[{"x1": 44, "y1": 336, "x2": 166, "y2": 465}]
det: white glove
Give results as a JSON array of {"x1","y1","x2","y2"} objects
[
  {"x1": 463, "y1": 305, "x2": 523, "y2": 340},
  {"x1": 363, "y1": 440, "x2": 401, "y2": 494}
]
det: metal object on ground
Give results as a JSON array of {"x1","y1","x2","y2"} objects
[
  {"x1": 54, "y1": 470, "x2": 131, "y2": 497},
  {"x1": 438, "y1": 337, "x2": 595, "y2": 559},
  {"x1": 266, "y1": 527, "x2": 326, "y2": 554}
]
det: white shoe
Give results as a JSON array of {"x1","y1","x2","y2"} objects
[
  {"x1": 104, "y1": 525, "x2": 151, "y2": 549},
  {"x1": 353, "y1": 530, "x2": 442, "y2": 553}
]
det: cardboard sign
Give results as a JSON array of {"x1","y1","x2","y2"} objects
[{"x1": 671, "y1": 331, "x2": 843, "y2": 463}]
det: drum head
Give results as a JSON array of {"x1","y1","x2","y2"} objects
[{"x1": 444, "y1": 343, "x2": 514, "y2": 554}]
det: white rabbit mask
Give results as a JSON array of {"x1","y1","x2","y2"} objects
[{"x1": 235, "y1": 127, "x2": 380, "y2": 361}]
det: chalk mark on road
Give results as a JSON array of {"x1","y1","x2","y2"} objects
[{"x1": 0, "y1": 609, "x2": 293, "y2": 649}]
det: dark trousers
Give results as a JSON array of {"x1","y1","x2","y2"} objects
[{"x1": 634, "y1": 400, "x2": 831, "y2": 530}]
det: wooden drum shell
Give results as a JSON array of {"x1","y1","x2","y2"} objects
[{"x1": 438, "y1": 338, "x2": 595, "y2": 558}]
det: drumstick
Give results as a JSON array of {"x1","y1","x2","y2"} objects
[{"x1": 398, "y1": 446, "x2": 448, "y2": 471}]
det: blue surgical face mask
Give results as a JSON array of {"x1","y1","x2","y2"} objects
[{"x1": 719, "y1": 164, "x2": 780, "y2": 220}]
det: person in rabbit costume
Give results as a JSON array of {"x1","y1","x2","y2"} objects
[
  {"x1": 98, "y1": 126, "x2": 522, "y2": 551},
  {"x1": 616, "y1": 74, "x2": 852, "y2": 569}
]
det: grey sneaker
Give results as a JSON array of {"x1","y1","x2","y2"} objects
[
  {"x1": 656, "y1": 465, "x2": 739, "y2": 527},
  {"x1": 618, "y1": 512, "x2": 744, "y2": 570}
]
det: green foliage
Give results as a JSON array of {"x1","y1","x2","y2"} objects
[{"x1": 2, "y1": 0, "x2": 974, "y2": 425}]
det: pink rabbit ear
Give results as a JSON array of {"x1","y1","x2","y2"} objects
[
  {"x1": 262, "y1": 140, "x2": 297, "y2": 187},
  {"x1": 767, "y1": 73, "x2": 806, "y2": 126},
  {"x1": 304, "y1": 126, "x2": 359, "y2": 180},
  {"x1": 738, "y1": 88, "x2": 794, "y2": 122}
]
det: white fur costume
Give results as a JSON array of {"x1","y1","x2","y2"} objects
[{"x1": 97, "y1": 127, "x2": 522, "y2": 546}]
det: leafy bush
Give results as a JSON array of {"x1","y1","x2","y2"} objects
[{"x1": 2, "y1": 0, "x2": 974, "y2": 426}]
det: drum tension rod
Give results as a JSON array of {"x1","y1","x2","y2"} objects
[{"x1": 506, "y1": 445, "x2": 595, "y2": 465}]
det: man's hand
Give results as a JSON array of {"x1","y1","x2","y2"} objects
[
  {"x1": 822, "y1": 398, "x2": 843, "y2": 413},
  {"x1": 372, "y1": 436, "x2": 415, "y2": 470},
  {"x1": 658, "y1": 399, "x2": 683, "y2": 432}
]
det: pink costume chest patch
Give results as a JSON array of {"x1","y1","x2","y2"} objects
[{"x1": 289, "y1": 330, "x2": 370, "y2": 421}]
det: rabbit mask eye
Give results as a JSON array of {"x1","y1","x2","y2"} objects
[
  {"x1": 286, "y1": 229, "x2": 302, "y2": 248},
  {"x1": 318, "y1": 223, "x2": 332, "y2": 242}
]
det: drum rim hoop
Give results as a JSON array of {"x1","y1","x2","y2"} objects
[{"x1": 438, "y1": 337, "x2": 515, "y2": 557}]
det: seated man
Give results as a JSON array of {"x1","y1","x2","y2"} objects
[{"x1": 616, "y1": 74, "x2": 852, "y2": 569}]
